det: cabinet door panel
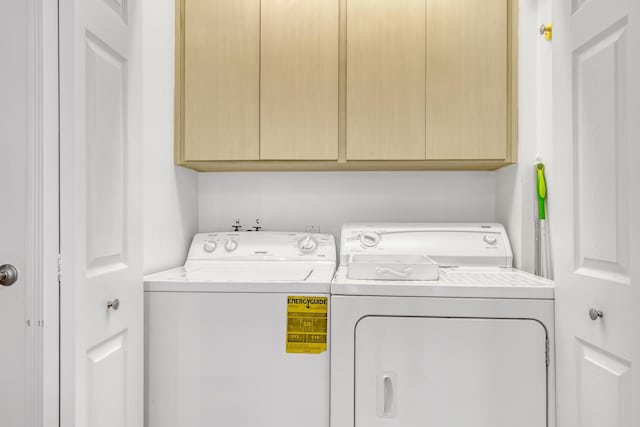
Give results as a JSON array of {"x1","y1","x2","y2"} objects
[
  {"x1": 260, "y1": 0, "x2": 339, "y2": 160},
  {"x1": 184, "y1": 0, "x2": 260, "y2": 161},
  {"x1": 426, "y1": 0, "x2": 508, "y2": 159},
  {"x1": 346, "y1": 0, "x2": 426, "y2": 160}
]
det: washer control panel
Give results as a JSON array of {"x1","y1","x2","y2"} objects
[
  {"x1": 188, "y1": 231, "x2": 336, "y2": 261},
  {"x1": 340, "y1": 223, "x2": 513, "y2": 267}
]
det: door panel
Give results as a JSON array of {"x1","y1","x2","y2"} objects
[
  {"x1": 0, "y1": 1, "x2": 28, "y2": 425},
  {"x1": 260, "y1": 0, "x2": 339, "y2": 160},
  {"x1": 346, "y1": 0, "x2": 426, "y2": 160},
  {"x1": 85, "y1": 33, "x2": 127, "y2": 273},
  {"x1": 87, "y1": 332, "x2": 128, "y2": 427},
  {"x1": 572, "y1": 20, "x2": 629, "y2": 283},
  {"x1": 102, "y1": 0, "x2": 127, "y2": 20},
  {"x1": 60, "y1": 0, "x2": 143, "y2": 425},
  {"x1": 183, "y1": 0, "x2": 260, "y2": 161},
  {"x1": 575, "y1": 340, "x2": 632, "y2": 427},
  {"x1": 552, "y1": 0, "x2": 638, "y2": 425},
  {"x1": 426, "y1": 0, "x2": 508, "y2": 160},
  {"x1": 355, "y1": 317, "x2": 547, "y2": 427}
]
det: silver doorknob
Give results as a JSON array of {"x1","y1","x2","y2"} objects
[
  {"x1": 589, "y1": 308, "x2": 603, "y2": 320},
  {"x1": 107, "y1": 299, "x2": 120, "y2": 310},
  {"x1": 0, "y1": 264, "x2": 18, "y2": 287}
]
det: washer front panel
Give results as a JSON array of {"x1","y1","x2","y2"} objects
[{"x1": 146, "y1": 292, "x2": 330, "y2": 427}]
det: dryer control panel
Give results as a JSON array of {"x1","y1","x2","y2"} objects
[
  {"x1": 186, "y1": 231, "x2": 337, "y2": 262},
  {"x1": 340, "y1": 223, "x2": 513, "y2": 267}
]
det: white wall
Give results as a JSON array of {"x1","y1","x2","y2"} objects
[
  {"x1": 143, "y1": 0, "x2": 199, "y2": 274},
  {"x1": 495, "y1": 0, "x2": 553, "y2": 271},
  {"x1": 199, "y1": 172, "x2": 496, "y2": 239}
]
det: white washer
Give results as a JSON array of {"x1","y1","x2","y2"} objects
[
  {"x1": 331, "y1": 223, "x2": 555, "y2": 427},
  {"x1": 145, "y1": 231, "x2": 336, "y2": 427}
]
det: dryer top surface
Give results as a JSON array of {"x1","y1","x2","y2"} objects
[{"x1": 332, "y1": 266, "x2": 554, "y2": 299}]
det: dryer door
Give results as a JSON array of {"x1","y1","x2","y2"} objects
[{"x1": 355, "y1": 316, "x2": 547, "y2": 427}]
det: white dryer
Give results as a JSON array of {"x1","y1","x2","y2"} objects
[
  {"x1": 331, "y1": 223, "x2": 555, "y2": 427},
  {"x1": 145, "y1": 231, "x2": 336, "y2": 427}
]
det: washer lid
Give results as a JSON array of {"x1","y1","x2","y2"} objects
[
  {"x1": 175, "y1": 262, "x2": 316, "y2": 282},
  {"x1": 144, "y1": 262, "x2": 336, "y2": 293}
]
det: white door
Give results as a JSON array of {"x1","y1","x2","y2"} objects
[
  {"x1": 552, "y1": 0, "x2": 640, "y2": 425},
  {"x1": 59, "y1": 0, "x2": 143, "y2": 425},
  {"x1": 0, "y1": 2, "x2": 29, "y2": 426}
]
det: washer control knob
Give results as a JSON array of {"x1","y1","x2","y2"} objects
[
  {"x1": 298, "y1": 235, "x2": 318, "y2": 253},
  {"x1": 484, "y1": 234, "x2": 498, "y2": 245},
  {"x1": 203, "y1": 240, "x2": 217, "y2": 253},
  {"x1": 360, "y1": 232, "x2": 380, "y2": 247},
  {"x1": 224, "y1": 239, "x2": 239, "y2": 252}
]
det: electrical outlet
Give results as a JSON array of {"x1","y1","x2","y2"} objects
[{"x1": 305, "y1": 224, "x2": 321, "y2": 233}]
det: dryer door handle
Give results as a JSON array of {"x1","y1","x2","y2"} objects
[{"x1": 377, "y1": 373, "x2": 397, "y2": 417}]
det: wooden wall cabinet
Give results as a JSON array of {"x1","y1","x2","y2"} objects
[
  {"x1": 346, "y1": 0, "x2": 426, "y2": 160},
  {"x1": 426, "y1": 0, "x2": 510, "y2": 160},
  {"x1": 175, "y1": 0, "x2": 518, "y2": 171},
  {"x1": 260, "y1": 0, "x2": 339, "y2": 160},
  {"x1": 182, "y1": 0, "x2": 260, "y2": 161}
]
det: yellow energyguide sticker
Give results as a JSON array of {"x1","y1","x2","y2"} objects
[{"x1": 286, "y1": 296, "x2": 328, "y2": 354}]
